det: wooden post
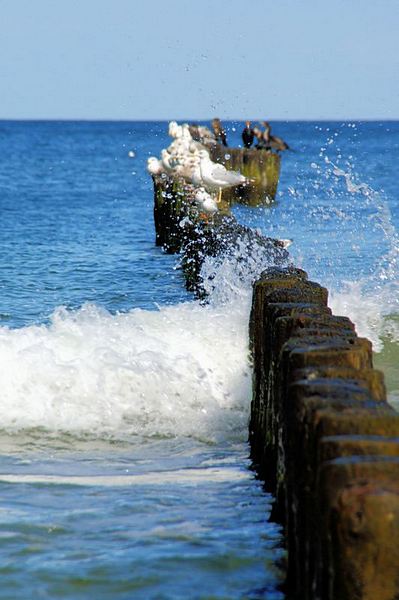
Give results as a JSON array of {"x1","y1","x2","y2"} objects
[{"x1": 209, "y1": 144, "x2": 281, "y2": 206}]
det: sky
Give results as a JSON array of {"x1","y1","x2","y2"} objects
[{"x1": 0, "y1": 0, "x2": 398, "y2": 120}]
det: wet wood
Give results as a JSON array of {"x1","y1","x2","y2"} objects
[
  {"x1": 250, "y1": 267, "x2": 399, "y2": 599},
  {"x1": 209, "y1": 144, "x2": 281, "y2": 206}
]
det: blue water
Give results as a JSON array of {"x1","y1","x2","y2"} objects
[
  {"x1": 0, "y1": 121, "x2": 191, "y2": 327},
  {"x1": 0, "y1": 120, "x2": 398, "y2": 598}
]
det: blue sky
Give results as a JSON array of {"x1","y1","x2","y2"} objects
[{"x1": 1, "y1": 0, "x2": 398, "y2": 120}]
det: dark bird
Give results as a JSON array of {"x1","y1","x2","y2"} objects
[
  {"x1": 242, "y1": 121, "x2": 254, "y2": 148},
  {"x1": 252, "y1": 126, "x2": 269, "y2": 150},
  {"x1": 212, "y1": 118, "x2": 228, "y2": 147},
  {"x1": 262, "y1": 121, "x2": 290, "y2": 152}
]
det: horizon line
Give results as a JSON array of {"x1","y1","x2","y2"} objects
[{"x1": 0, "y1": 117, "x2": 398, "y2": 123}]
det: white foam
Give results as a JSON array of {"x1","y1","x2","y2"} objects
[
  {"x1": 0, "y1": 467, "x2": 249, "y2": 487},
  {"x1": 309, "y1": 157, "x2": 399, "y2": 353},
  {"x1": 329, "y1": 282, "x2": 399, "y2": 353},
  {"x1": 0, "y1": 300, "x2": 251, "y2": 441},
  {"x1": 0, "y1": 235, "x2": 278, "y2": 441}
]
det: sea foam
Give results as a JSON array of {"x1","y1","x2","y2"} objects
[
  {"x1": 0, "y1": 236, "x2": 279, "y2": 441},
  {"x1": 0, "y1": 301, "x2": 250, "y2": 440}
]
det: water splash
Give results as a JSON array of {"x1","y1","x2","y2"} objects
[
  {"x1": 0, "y1": 230, "x2": 284, "y2": 441},
  {"x1": 201, "y1": 233, "x2": 289, "y2": 305},
  {"x1": 306, "y1": 142, "x2": 399, "y2": 353}
]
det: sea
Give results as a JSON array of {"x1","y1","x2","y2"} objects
[{"x1": 0, "y1": 120, "x2": 398, "y2": 599}]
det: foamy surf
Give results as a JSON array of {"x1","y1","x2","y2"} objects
[
  {"x1": 0, "y1": 466, "x2": 249, "y2": 487},
  {"x1": 0, "y1": 234, "x2": 282, "y2": 441},
  {"x1": 305, "y1": 153, "x2": 399, "y2": 354},
  {"x1": 329, "y1": 281, "x2": 399, "y2": 352},
  {"x1": 0, "y1": 300, "x2": 251, "y2": 441}
]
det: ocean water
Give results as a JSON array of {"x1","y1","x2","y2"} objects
[
  {"x1": 232, "y1": 120, "x2": 399, "y2": 406},
  {"x1": 0, "y1": 120, "x2": 398, "y2": 598}
]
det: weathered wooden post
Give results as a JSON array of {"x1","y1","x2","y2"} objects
[
  {"x1": 248, "y1": 267, "x2": 399, "y2": 599},
  {"x1": 209, "y1": 145, "x2": 281, "y2": 206}
]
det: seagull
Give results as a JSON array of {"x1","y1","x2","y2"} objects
[
  {"x1": 169, "y1": 121, "x2": 192, "y2": 142},
  {"x1": 191, "y1": 161, "x2": 203, "y2": 187},
  {"x1": 147, "y1": 156, "x2": 164, "y2": 176},
  {"x1": 168, "y1": 120, "x2": 182, "y2": 138},
  {"x1": 188, "y1": 124, "x2": 216, "y2": 146},
  {"x1": 252, "y1": 126, "x2": 269, "y2": 150},
  {"x1": 198, "y1": 149, "x2": 247, "y2": 202},
  {"x1": 174, "y1": 155, "x2": 201, "y2": 183},
  {"x1": 194, "y1": 188, "x2": 218, "y2": 221},
  {"x1": 195, "y1": 188, "x2": 218, "y2": 213},
  {"x1": 189, "y1": 140, "x2": 206, "y2": 154},
  {"x1": 161, "y1": 149, "x2": 176, "y2": 173},
  {"x1": 242, "y1": 121, "x2": 254, "y2": 148}
]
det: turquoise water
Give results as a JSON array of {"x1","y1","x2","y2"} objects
[{"x1": 0, "y1": 120, "x2": 398, "y2": 598}]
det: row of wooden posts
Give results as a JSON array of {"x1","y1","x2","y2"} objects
[
  {"x1": 151, "y1": 153, "x2": 399, "y2": 599},
  {"x1": 250, "y1": 267, "x2": 399, "y2": 600}
]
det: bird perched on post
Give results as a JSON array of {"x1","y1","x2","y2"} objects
[
  {"x1": 252, "y1": 126, "x2": 268, "y2": 150},
  {"x1": 194, "y1": 188, "x2": 219, "y2": 221},
  {"x1": 197, "y1": 149, "x2": 247, "y2": 202},
  {"x1": 262, "y1": 121, "x2": 290, "y2": 152},
  {"x1": 242, "y1": 121, "x2": 254, "y2": 148},
  {"x1": 211, "y1": 118, "x2": 228, "y2": 147},
  {"x1": 188, "y1": 124, "x2": 216, "y2": 146},
  {"x1": 147, "y1": 156, "x2": 165, "y2": 176}
]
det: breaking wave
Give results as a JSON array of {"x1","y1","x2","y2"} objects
[{"x1": 0, "y1": 234, "x2": 284, "y2": 441}]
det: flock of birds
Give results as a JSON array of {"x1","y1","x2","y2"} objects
[
  {"x1": 147, "y1": 121, "x2": 250, "y2": 219},
  {"x1": 211, "y1": 118, "x2": 290, "y2": 152},
  {"x1": 147, "y1": 119, "x2": 290, "y2": 220},
  {"x1": 147, "y1": 120, "x2": 293, "y2": 249},
  {"x1": 241, "y1": 120, "x2": 290, "y2": 151}
]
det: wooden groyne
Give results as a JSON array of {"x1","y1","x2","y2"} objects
[
  {"x1": 209, "y1": 144, "x2": 281, "y2": 205},
  {"x1": 153, "y1": 175, "x2": 194, "y2": 254},
  {"x1": 151, "y1": 174, "x2": 399, "y2": 600},
  {"x1": 152, "y1": 174, "x2": 288, "y2": 292},
  {"x1": 250, "y1": 267, "x2": 399, "y2": 600}
]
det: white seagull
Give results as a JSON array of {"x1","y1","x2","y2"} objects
[
  {"x1": 147, "y1": 156, "x2": 164, "y2": 176},
  {"x1": 194, "y1": 188, "x2": 218, "y2": 217},
  {"x1": 161, "y1": 149, "x2": 177, "y2": 173},
  {"x1": 198, "y1": 149, "x2": 248, "y2": 202},
  {"x1": 174, "y1": 156, "x2": 201, "y2": 183}
]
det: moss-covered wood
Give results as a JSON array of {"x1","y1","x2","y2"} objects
[
  {"x1": 249, "y1": 267, "x2": 399, "y2": 599},
  {"x1": 153, "y1": 175, "x2": 202, "y2": 253},
  {"x1": 152, "y1": 175, "x2": 289, "y2": 295},
  {"x1": 153, "y1": 173, "x2": 231, "y2": 253},
  {"x1": 209, "y1": 144, "x2": 281, "y2": 206}
]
